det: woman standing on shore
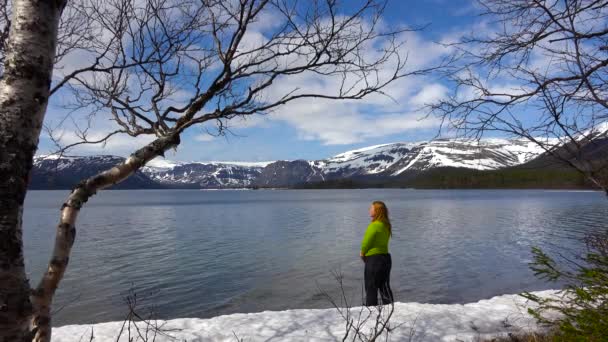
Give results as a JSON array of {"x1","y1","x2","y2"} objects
[{"x1": 360, "y1": 201, "x2": 394, "y2": 306}]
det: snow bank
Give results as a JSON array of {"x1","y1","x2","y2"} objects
[{"x1": 53, "y1": 290, "x2": 562, "y2": 342}]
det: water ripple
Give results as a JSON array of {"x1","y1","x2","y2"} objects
[{"x1": 22, "y1": 189, "x2": 608, "y2": 325}]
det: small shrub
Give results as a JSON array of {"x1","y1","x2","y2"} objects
[
  {"x1": 482, "y1": 331, "x2": 557, "y2": 342},
  {"x1": 521, "y1": 231, "x2": 608, "y2": 341}
]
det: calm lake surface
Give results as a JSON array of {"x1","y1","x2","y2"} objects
[{"x1": 22, "y1": 189, "x2": 608, "y2": 326}]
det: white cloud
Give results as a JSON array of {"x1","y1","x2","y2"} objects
[
  {"x1": 248, "y1": 7, "x2": 284, "y2": 33},
  {"x1": 270, "y1": 98, "x2": 439, "y2": 145},
  {"x1": 235, "y1": 28, "x2": 453, "y2": 145},
  {"x1": 194, "y1": 134, "x2": 215, "y2": 142},
  {"x1": 42, "y1": 128, "x2": 156, "y2": 156},
  {"x1": 411, "y1": 84, "x2": 449, "y2": 107}
]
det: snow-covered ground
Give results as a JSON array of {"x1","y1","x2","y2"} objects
[{"x1": 53, "y1": 290, "x2": 561, "y2": 342}]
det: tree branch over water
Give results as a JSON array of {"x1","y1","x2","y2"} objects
[{"x1": 5, "y1": 0, "x2": 438, "y2": 340}]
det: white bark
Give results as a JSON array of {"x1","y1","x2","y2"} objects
[
  {"x1": 0, "y1": 0, "x2": 66, "y2": 341},
  {"x1": 30, "y1": 134, "x2": 180, "y2": 342}
]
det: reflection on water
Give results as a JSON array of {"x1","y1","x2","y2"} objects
[{"x1": 22, "y1": 189, "x2": 608, "y2": 326}]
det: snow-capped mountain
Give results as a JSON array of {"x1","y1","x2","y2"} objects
[
  {"x1": 141, "y1": 159, "x2": 272, "y2": 188},
  {"x1": 31, "y1": 137, "x2": 553, "y2": 189},
  {"x1": 312, "y1": 138, "x2": 546, "y2": 177},
  {"x1": 30, "y1": 155, "x2": 272, "y2": 189},
  {"x1": 254, "y1": 160, "x2": 325, "y2": 187},
  {"x1": 252, "y1": 138, "x2": 547, "y2": 186},
  {"x1": 31, "y1": 155, "x2": 159, "y2": 189}
]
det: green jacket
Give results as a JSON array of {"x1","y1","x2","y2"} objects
[{"x1": 361, "y1": 220, "x2": 390, "y2": 256}]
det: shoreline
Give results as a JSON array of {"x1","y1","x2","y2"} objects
[
  {"x1": 28, "y1": 187, "x2": 603, "y2": 192},
  {"x1": 52, "y1": 289, "x2": 562, "y2": 342}
]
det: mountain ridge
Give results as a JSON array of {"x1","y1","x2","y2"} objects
[{"x1": 31, "y1": 137, "x2": 558, "y2": 189}]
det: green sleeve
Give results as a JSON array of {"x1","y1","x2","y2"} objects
[{"x1": 360, "y1": 223, "x2": 376, "y2": 254}]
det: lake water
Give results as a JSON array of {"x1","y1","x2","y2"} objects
[{"x1": 22, "y1": 189, "x2": 608, "y2": 326}]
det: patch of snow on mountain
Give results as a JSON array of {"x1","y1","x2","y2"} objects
[
  {"x1": 595, "y1": 121, "x2": 608, "y2": 133},
  {"x1": 496, "y1": 140, "x2": 548, "y2": 164},
  {"x1": 387, "y1": 139, "x2": 548, "y2": 174},
  {"x1": 319, "y1": 142, "x2": 416, "y2": 175},
  {"x1": 145, "y1": 158, "x2": 273, "y2": 171},
  {"x1": 34, "y1": 155, "x2": 123, "y2": 172},
  {"x1": 206, "y1": 161, "x2": 274, "y2": 167},
  {"x1": 393, "y1": 151, "x2": 423, "y2": 175},
  {"x1": 35, "y1": 154, "x2": 71, "y2": 161},
  {"x1": 141, "y1": 159, "x2": 269, "y2": 188},
  {"x1": 328, "y1": 143, "x2": 397, "y2": 162},
  {"x1": 146, "y1": 158, "x2": 183, "y2": 170}
]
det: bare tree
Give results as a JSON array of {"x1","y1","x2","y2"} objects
[
  {"x1": 1, "y1": 0, "x2": 435, "y2": 341},
  {"x1": 427, "y1": 2, "x2": 608, "y2": 338},
  {"x1": 429, "y1": 0, "x2": 608, "y2": 194},
  {"x1": 0, "y1": 0, "x2": 176, "y2": 340},
  {"x1": 0, "y1": 1, "x2": 68, "y2": 341}
]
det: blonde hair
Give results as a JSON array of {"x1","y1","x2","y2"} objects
[{"x1": 372, "y1": 201, "x2": 392, "y2": 236}]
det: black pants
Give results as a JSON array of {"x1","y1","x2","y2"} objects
[{"x1": 364, "y1": 253, "x2": 394, "y2": 306}]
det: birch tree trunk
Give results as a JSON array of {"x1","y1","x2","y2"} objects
[
  {"x1": 0, "y1": 0, "x2": 66, "y2": 341},
  {"x1": 29, "y1": 134, "x2": 180, "y2": 342}
]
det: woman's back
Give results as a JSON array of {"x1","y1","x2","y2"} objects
[
  {"x1": 361, "y1": 220, "x2": 390, "y2": 256},
  {"x1": 360, "y1": 200, "x2": 394, "y2": 306}
]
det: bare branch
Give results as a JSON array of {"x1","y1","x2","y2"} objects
[{"x1": 430, "y1": 0, "x2": 608, "y2": 194}]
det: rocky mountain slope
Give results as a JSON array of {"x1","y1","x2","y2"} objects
[
  {"x1": 258, "y1": 138, "x2": 546, "y2": 187},
  {"x1": 317, "y1": 138, "x2": 544, "y2": 175},
  {"x1": 142, "y1": 159, "x2": 271, "y2": 188},
  {"x1": 30, "y1": 138, "x2": 553, "y2": 189},
  {"x1": 31, "y1": 155, "x2": 159, "y2": 189}
]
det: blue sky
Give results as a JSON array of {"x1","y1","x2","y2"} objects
[{"x1": 39, "y1": 0, "x2": 483, "y2": 162}]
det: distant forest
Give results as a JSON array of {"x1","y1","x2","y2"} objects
[{"x1": 296, "y1": 167, "x2": 593, "y2": 190}]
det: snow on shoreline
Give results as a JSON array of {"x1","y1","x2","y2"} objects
[{"x1": 53, "y1": 290, "x2": 561, "y2": 342}]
